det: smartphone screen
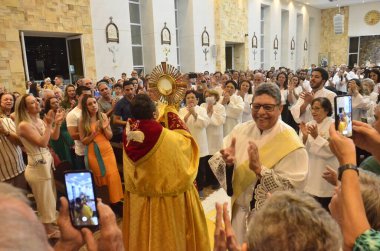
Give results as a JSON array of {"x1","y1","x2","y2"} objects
[
  {"x1": 64, "y1": 170, "x2": 99, "y2": 229},
  {"x1": 334, "y1": 95, "x2": 353, "y2": 137}
]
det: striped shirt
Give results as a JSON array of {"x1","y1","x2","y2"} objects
[{"x1": 0, "y1": 118, "x2": 25, "y2": 181}]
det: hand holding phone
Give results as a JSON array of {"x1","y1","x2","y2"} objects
[
  {"x1": 334, "y1": 95, "x2": 353, "y2": 137},
  {"x1": 64, "y1": 170, "x2": 99, "y2": 230}
]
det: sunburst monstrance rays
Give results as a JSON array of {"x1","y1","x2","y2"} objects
[{"x1": 149, "y1": 62, "x2": 187, "y2": 105}]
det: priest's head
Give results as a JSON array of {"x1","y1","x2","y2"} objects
[
  {"x1": 251, "y1": 83, "x2": 283, "y2": 132},
  {"x1": 131, "y1": 94, "x2": 157, "y2": 120}
]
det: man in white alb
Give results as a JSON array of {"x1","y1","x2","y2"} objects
[{"x1": 209, "y1": 83, "x2": 309, "y2": 244}]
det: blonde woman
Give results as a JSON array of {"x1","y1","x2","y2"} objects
[{"x1": 15, "y1": 94, "x2": 64, "y2": 239}]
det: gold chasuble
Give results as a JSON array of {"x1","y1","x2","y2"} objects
[
  {"x1": 232, "y1": 128, "x2": 304, "y2": 207},
  {"x1": 122, "y1": 106, "x2": 210, "y2": 251}
]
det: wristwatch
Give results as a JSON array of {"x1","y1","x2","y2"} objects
[{"x1": 338, "y1": 164, "x2": 359, "y2": 181}]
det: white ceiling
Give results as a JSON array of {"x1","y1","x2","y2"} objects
[{"x1": 296, "y1": 0, "x2": 380, "y2": 9}]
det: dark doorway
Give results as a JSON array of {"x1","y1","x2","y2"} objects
[
  {"x1": 24, "y1": 37, "x2": 69, "y2": 81},
  {"x1": 225, "y1": 45, "x2": 233, "y2": 72}
]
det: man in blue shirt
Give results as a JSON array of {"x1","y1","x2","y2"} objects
[{"x1": 113, "y1": 81, "x2": 135, "y2": 142}]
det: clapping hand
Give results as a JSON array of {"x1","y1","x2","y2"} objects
[
  {"x1": 248, "y1": 141, "x2": 261, "y2": 175},
  {"x1": 220, "y1": 138, "x2": 236, "y2": 166},
  {"x1": 214, "y1": 203, "x2": 241, "y2": 251},
  {"x1": 322, "y1": 165, "x2": 338, "y2": 186},
  {"x1": 55, "y1": 108, "x2": 66, "y2": 125},
  {"x1": 45, "y1": 110, "x2": 55, "y2": 126},
  {"x1": 308, "y1": 124, "x2": 318, "y2": 139}
]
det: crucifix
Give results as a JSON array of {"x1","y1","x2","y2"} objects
[
  {"x1": 163, "y1": 46, "x2": 170, "y2": 62},
  {"x1": 291, "y1": 51, "x2": 294, "y2": 60},
  {"x1": 274, "y1": 50, "x2": 278, "y2": 60},
  {"x1": 203, "y1": 47, "x2": 209, "y2": 61},
  {"x1": 252, "y1": 49, "x2": 257, "y2": 60},
  {"x1": 108, "y1": 45, "x2": 119, "y2": 63}
]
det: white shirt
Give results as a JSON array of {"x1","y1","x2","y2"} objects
[
  {"x1": 200, "y1": 103, "x2": 226, "y2": 155},
  {"x1": 303, "y1": 117, "x2": 338, "y2": 197},
  {"x1": 220, "y1": 94, "x2": 244, "y2": 137},
  {"x1": 351, "y1": 93, "x2": 371, "y2": 121},
  {"x1": 347, "y1": 71, "x2": 359, "y2": 80},
  {"x1": 290, "y1": 88, "x2": 336, "y2": 123},
  {"x1": 179, "y1": 105, "x2": 210, "y2": 157},
  {"x1": 333, "y1": 75, "x2": 348, "y2": 93},
  {"x1": 241, "y1": 93, "x2": 253, "y2": 123},
  {"x1": 66, "y1": 106, "x2": 85, "y2": 156}
]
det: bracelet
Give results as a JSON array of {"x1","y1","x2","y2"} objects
[{"x1": 338, "y1": 164, "x2": 359, "y2": 181}]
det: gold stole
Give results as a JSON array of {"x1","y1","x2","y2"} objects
[{"x1": 231, "y1": 128, "x2": 304, "y2": 206}]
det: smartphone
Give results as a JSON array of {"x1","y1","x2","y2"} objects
[
  {"x1": 334, "y1": 95, "x2": 353, "y2": 137},
  {"x1": 64, "y1": 170, "x2": 99, "y2": 229}
]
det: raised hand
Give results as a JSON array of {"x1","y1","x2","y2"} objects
[
  {"x1": 214, "y1": 203, "x2": 241, "y2": 251},
  {"x1": 55, "y1": 108, "x2": 66, "y2": 124},
  {"x1": 248, "y1": 141, "x2": 261, "y2": 175},
  {"x1": 322, "y1": 165, "x2": 338, "y2": 186},
  {"x1": 352, "y1": 120, "x2": 380, "y2": 158},
  {"x1": 45, "y1": 110, "x2": 55, "y2": 125},
  {"x1": 307, "y1": 124, "x2": 318, "y2": 139},
  {"x1": 299, "y1": 122, "x2": 308, "y2": 136},
  {"x1": 220, "y1": 138, "x2": 236, "y2": 166},
  {"x1": 328, "y1": 124, "x2": 356, "y2": 166}
]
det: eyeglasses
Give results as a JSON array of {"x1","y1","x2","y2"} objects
[
  {"x1": 310, "y1": 107, "x2": 322, "y2": 111},
  {"x1": 250, "y1": 103, "x2": 278, "y2": 112}
]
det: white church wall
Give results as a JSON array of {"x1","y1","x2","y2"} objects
[
  {"x1": 90, "y1": 0, "x2": 133, "y2": 81},
  {"x1": 348, "y1": 2, "x2": 380, "y2": 37}
]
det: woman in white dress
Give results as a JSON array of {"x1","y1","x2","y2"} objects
[
  {"x1": 220, "y1": 80, "x2": 244, "y2": 136},
  {"x1": 15, "y1": 94, "x2": 65, "y2": 239},
  {"x1": 300, "y1": 97, "x2": 338, "y2": 210},
  {"x1": 179, "y1": 90, "x2": 210, "y2": 197},
  {"x1": 201, "y1": 90, "x2": 226, "y2": 188},
  {"x1": 237, "y1": 80, "x2": 254, "y2": 123}
]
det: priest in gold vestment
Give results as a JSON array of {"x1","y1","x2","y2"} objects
[{"x1": 122, "y1": 94, "x2": 210, "y2": 251}]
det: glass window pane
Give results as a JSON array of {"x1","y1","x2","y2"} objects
[
  {"x1": 260, "y1": 36, "x2": 264, "y2": 48},
  {"x1": 176, "y1": 29, "x2": 179, "y2": 46},
  {"x1": 129, "y1": 3, "x2": 140, "y2": 24},
  {"x1": 130, "y1": 0, "x2": 139, "y2": 3},
  {"x1": 132, "y1": 46, "x2": 143, "y2": 66},
  {"x1": 260, "y1": 50, "x2": 264, "y2": 62},
  {"x1": 131, "y1": 25, "x2": 142, "y2": 45},
  {"x1": 177, "y1": 47, "x2": 180, "y2": 65},
  {"x1": 348, "y1": 54, "x2": 358, "y2": 67},
  {"x1": 349, "y1": 37, "x2": 359, "y2": 53},
  {"x1": 260, "y1": 21, "x2": 264, "y2": 34}
]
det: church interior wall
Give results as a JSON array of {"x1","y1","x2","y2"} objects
[
  {"x1": 177, "y1": 0, "x2": 195, "y2": 73},
  {"x1": 0, "y1": 0, "x2": 96, "y2": 93},
  {"x1": 320, "y1": 6, "x2": 349, "y2": 67},
  {"x1": 348, "y1": 2, "x2": 380, "y2": 37}
]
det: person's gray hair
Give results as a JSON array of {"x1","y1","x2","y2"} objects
[
  {"x1": 253, "y1": 83, "x2": 281, "y2": 105},
  {"x1": 0, "y1": 183, "x2": 51, "y2": 251},
  {"x1": 246, "y1": 190, "x2": 342, "y2": 251},
  {"x1": 359, "y1": 170, "x2": 380, "y2": 231},
  {"x1": 362, "y1": 78, "x2": 375, "y2": 92}
]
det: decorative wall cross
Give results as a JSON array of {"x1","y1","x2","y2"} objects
[
  {"x1": 274, "y1": 50, "x2": 278, "y2": 60},
  {"x1": 252, "y1": 49, "x2": 257, "y2": 60},
  {"x1": 108, "y1": 45, "x2": 119, "y2": 63},
  {"x1": 203, "y1": 47, "x2": 209, "y2": 61}
]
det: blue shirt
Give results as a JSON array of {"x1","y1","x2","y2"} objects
[{"x1": 114, "y1": 97, "x2": 133, "y2": 122}]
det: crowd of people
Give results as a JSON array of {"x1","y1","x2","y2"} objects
[{"x1": 0, "y1": 64, "x2": 380, "y2": 250}]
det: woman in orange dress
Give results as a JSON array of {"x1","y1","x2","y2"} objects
[{"x1": 79, "y1": 96, "x2": 123, "y2": 207}]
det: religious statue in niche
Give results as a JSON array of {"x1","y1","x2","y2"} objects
[
  {"x1": 106, "y1": 17, "x2": 119, "y2": 43},
  {"x1": 106, "y1": 17, "x2": 120, "y2": 66},
  {"x1": 252, "y1": 32, "x2": 258, "y2": 61},
  {"x1": 273, "y1": 35, "x2": 279, "y2": 60},
  {"x1": 201, "y1": 27, "x2": 210, "y2": 61},
  {"x1": 161, "y1": 22, "x2": 171, "y2": 45},
  {"x1": 161, "y1": 22, "x2": 171, "y2": 62},
  {"x1": 290, "y1": 37, "x2": 295, "y2": 60}
]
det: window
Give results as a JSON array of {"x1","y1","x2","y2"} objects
[
  {"x1": 129, "y1": 0, "x2": 144, "y2": 71},
  {"x1": 175, "y1": 0, "x2": 180, "y2": 70},
  {"x1": 260, "y1": 6, "x2": 265, "y2": 69},
  {"x1": 348, "y1": 37, "x2": 359, "y2": 67}
]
